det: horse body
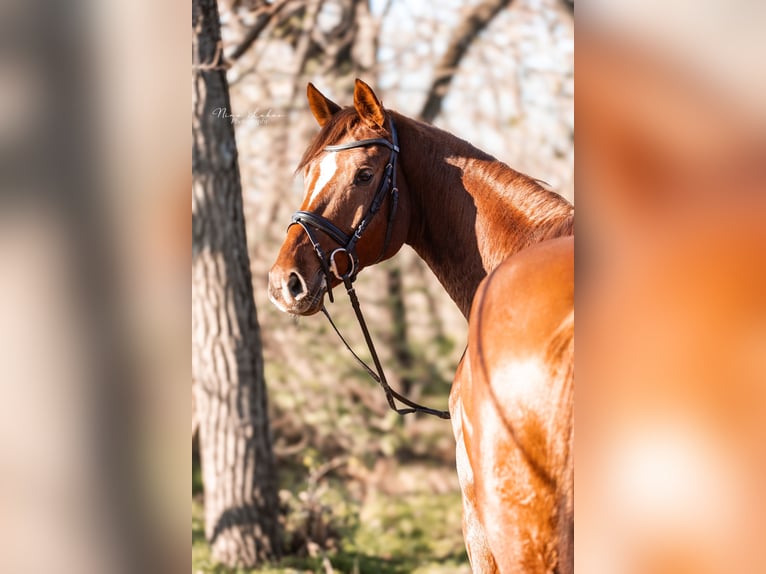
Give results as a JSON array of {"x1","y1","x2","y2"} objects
[
  {"x1": 268, "y1": 80, "x2": 574, "y2": 572},
  {"x1": 452, "y1": 238, "x2": 574, "y2": 573}
]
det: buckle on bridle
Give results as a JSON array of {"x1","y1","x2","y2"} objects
[{"x1": 329, "y1": 248, "x2": 355, "y2": 281}]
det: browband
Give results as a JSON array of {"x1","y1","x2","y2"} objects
[{"x1": 324, "y1": 137, "x2": 399, "y2": 153}]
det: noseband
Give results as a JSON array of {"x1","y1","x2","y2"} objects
[{"x1": 287, "y1": 116, "x2": 450, "y2": 419}]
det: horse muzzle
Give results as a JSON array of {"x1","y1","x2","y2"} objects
[{"x1": 267, "y1": 266, "x2": 326, "y2": 315}]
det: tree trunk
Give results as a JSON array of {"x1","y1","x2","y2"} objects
[{"x1": 192, "y1": 0, "x2": 281, "y2": 566}]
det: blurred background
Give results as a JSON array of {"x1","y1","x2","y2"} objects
[
  {"x1": 577, "y1": 4, "x2": 766, "y2": 573},
  {"x1": 193, "y1": 0, "x2": 572, "y2": 571}
]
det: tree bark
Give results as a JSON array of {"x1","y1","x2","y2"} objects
[{"x1": 192, "y1": 0, "x2": 281, "y2": 566}]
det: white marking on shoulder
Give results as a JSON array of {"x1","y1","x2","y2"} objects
[
  {"x1": 499, "y1": 358, "x2": 548, "y2": 406},
  {"x1": 480, "y1": 357, "x2": 550, "y2": 433},
  {"x1": 477, "y1": 358, "x2": 547, "y2": 487},
  {"x1": 307, "y1": 153, "x2": 337, "y2": 207}
]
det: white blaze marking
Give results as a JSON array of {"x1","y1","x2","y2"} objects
[{"x1": 308, "y1": 153, "x2": 337, "y2": 206}]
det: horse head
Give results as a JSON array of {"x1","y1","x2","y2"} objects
[{"x1": 268, "y1": 79, "x2": 411, "y2": 315}]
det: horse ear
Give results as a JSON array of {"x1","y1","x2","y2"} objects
[
  {"x1": 353, "y1": 79, "x2": 386, "y2": 128},
  {"x1": 307, "y1": 83, "x2": 341, "y2": 127}
]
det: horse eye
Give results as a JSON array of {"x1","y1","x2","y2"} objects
[{"x1": 355, "y1": 169, "x2": 374, "y2": 185}]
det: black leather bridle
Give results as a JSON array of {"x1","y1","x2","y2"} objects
[
  {"x1": 289, "y1": 118, "x2": 401, "y2": 303},
  {"x1": 287, "y1": 116, "x2": 450, "y2": 419}
]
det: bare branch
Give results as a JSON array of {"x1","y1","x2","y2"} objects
[
  {"x1": 419, "y1": 0, "x2": 514, "y2": 123},
  {"x1": 227, "y1": 0, "x2": 292, "y2": 61}
]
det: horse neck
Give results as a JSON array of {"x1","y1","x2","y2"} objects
[{"x1": 394, "y1": 113, "x2": 574, "y2": 318}]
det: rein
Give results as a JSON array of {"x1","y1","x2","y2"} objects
[{"x1": 288, "y1": 116, "x2": 450, "y2": 420}]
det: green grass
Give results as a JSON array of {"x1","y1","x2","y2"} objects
[
  {"x1": 343, "y1": 491, "x2": 468, "y2": 573},
  {"x1": 192, "y1": 484, "x2": 469, "y2": 574}
]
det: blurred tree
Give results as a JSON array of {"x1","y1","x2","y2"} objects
[
  {"x1": 192, "y1": 0, "x2": 281, "y2": 566},
  {"x1": 386, "y1": 265, "x2": 415, "y2": 396},
  {"x1": 420, "y1": 0, "x2": 514, "y2": 124}
]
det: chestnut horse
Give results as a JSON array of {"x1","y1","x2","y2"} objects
[{"x1": 268, "y1": 79, "x2": 574, "y2": 573}]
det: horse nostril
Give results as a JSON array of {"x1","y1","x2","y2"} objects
[{"x1": 287, "y1": 272, "x2": 305, "y2": 299}]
